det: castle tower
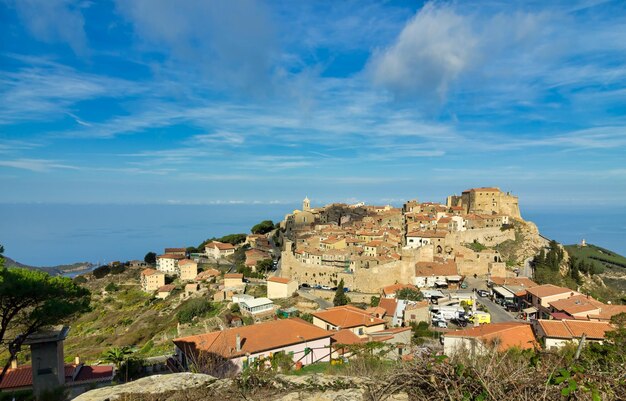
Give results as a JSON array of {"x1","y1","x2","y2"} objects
[{"x1": 303, "y1": 196, "x2": 310, "y2": 211}]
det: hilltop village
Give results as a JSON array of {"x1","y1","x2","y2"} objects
[{"x1": 3, "y1": 187, "x2": 626, "y2": 399}]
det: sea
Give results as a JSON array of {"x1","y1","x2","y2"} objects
[{"x1": 1, "y1": 203, "x2": 625, "y2": 267}]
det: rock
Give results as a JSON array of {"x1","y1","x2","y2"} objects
[
  {"x1": 275, "y1": 389, "x2": 367, "y2": 401},
  {"x1": 73, "y1": 373, "x2": 217, "y2": 401}
]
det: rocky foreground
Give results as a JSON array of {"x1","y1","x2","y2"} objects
[{"x1": 74, "y1": 372, "x2": 408, "y2": 401}]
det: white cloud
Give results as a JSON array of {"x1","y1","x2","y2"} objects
[
  {"x1": 0, "y1": 158, "x2": 79, "y2": 172},
  {"x1": 368, "y1": 3, "x2": 477, "y2": 99},
  {"x1": 9, "y1": 0, "x2": 89, "y2": 55}
]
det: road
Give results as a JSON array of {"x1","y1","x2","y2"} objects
[
  {"x1": 297, "y1": 288, "x2": 333, "y2": 309},
  {"x1": 476, "y1": 295, "x2": 516, "y2": 323},
  {"x1": 521, "y1": 257, "x2": 534, "y2": 278}
]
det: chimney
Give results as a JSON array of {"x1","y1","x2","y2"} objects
[
  {"x1": 75, "y1": 356, "x2": 81, "y2": 365},
  {"x1": 11, "y1": 358, "x2": 17, "y2": 369},
  {"x1": 370, "y1": 317, "x2": 374, "y2": 323},
  {"x1": 236, "y1": 333, "x2": 242, "y2": 352}
]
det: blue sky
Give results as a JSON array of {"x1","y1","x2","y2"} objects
[{"x1": 1, "y1": 0, "x2": 626, "y2": 208}]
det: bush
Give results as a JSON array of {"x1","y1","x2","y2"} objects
[
  {"x1": 251, "y1": 220, "x2": 274, "y2": 235},
  {"x1": 73, "y1": 275, "x2": 88, "y2": 284},
  {"x1": 105, "y1": 282, "x2": 119, "y2": 292},
  {"x1": 177, "y1": 298, "x2": 214, "y2": 324},
  {"x1": 92, "y1": 265, "x2": 111, "y2": 279}
]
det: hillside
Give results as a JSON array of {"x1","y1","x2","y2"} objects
[
  {"x1": 565, "y1": 243, "x2": 626, "y2": 293},
  {"x1": 3, "y1": 255, "x2": 94, "y2": 276}
]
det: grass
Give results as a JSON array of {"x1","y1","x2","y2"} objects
[
  {"x1": 286, "y1": 361, "x2": 347, "y2": 376},
  {"x1": 565, "y1": 243, "x2": 626, "y2": 271}
]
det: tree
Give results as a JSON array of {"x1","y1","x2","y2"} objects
[
  {"x1": 102, "y1": 346, "x2": 133, "y2": 382},
  {"x1": 370, "y1": 296, "x2": 380, "y2": 307},
  {"x1": 255, "y1": 259, "x2": 273, "y2": 275},
  {"x1": 0, "y1": 249, "x2": 91, "y2": 384},
  {"x1": 333, "y1": 279, "x2": 349, "y2": 306},
  {"x1": 396, "y1": 288, "x2": 423, "y2": 301},
  {"x1": 144, "y1": 252, "x2": 157, "y2": 265},
  {"x1": 251, "y1": 220, "x2": 274, "y2": 235}
]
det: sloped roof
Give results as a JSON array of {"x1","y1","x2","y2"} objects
[
  {"x1": 330, "y1": 329, "x2": 366, "y2": 345},
  {"x1": 174, "y1": 318, "x2": 331, "y2": 359},
  {"x1": 382, "y1": 283, "x2": 418, "y2": 297},
  {"x1": 0, "y1": 364, "x2": 113, "y2": 390},
  {"x1": 446, "y1": 322, "x2": 538, "y2": 352},
  {"x1": 538, "y1": 320, "x2": 614, "y2": 340},
  {"x1": 378, "y1": 298, "x2": 398, "y2": 317},
  {"x1": 267, "y1": 277, "x2": 291, "y2": 284},
  {"x1": 415, "y1": 260, "x2": 458, "y2": 277},
  {"x1": 312, "y1": 305, "x2": 386, "y2": 328},
  {"x1": 549, "y1": 295, "x2": 604, "y2": 316},
  {"x1": 526, "y1": 284, "x2": 576, "y2": 298}
]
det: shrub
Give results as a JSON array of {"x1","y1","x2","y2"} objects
[
  {"x1": 177, "y1": 298, "x2": 214, "y2": 324},
  {"x1": 92, "y1": 265, "x2": 111, "y2": 279},
  {"x1": 105, "y1": 282, "x2": 119, "y2": 292}
]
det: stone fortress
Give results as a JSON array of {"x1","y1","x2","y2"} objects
[{"x1": 278, "y1": 188, "x2": 527, "y2": 293}]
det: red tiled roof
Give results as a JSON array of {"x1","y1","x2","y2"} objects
[
  {"x1": 330, "y1": 329, "x2": 366, "y2": 345},
  {"x1": 538, "y1": 320, "x2": 614, "y2": 340},
  {"x1": 378, "y1": 298, "x2": 397, "y2": 317},
  {"x1": 312, "y1": 305, "x2": 386, "y2": 328},
  {"x1": 195, "y1": 269, "x2": 220, "y2": 281},
  {"x1": 490, "y1": 276, "x2": 537, "y2": 288},
  {"x1": 141, "y1": 268, "x2": 162, "y2": 276},
  {"x1": 446, "y1": 322, "x2": 537, "y2": 352},
  {"x1": 268, "y1": 277, "x2": 291, "y2": 284},
  {"x1": 158, "y1": 284, "x2": 176, "y2": 292},
  {"x1": 224, "y1": 273, "x2": 243, "y2": 279},
  {"x1": 382, "y1": 283, "x2": 418, "y2": 297},
  {"x1": 206, "y1": 241, "x2": 236, "y2": 250},
  {"x1": 0, "y1": 364, "x2": 114, "y2": 390},
  {"x1": 526, "y1": 284, "x2": 576, "y2": 298},
  {"x1": 174, "y1": 318, "x2": 331, "y2": 359},
  {"x1": 157, "y1": 254, "x2": 186, "y2": 260}
]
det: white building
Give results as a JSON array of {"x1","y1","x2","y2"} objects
[
  {"x1": 156, "y1": 254, "x2": 184, "y2": 275},
  {"x1": 240, "y1": 297, "x2": 274, "y2": 315}
]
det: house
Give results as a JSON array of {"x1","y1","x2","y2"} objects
[
  {"x1": 178, "y1": 259, "x2": 198, "y2": 281},
  {"x1": 381, "y1": 283, "x2": 419, "y2": 299},
  {"x1": 173, "y1": 318, "x2": 332, "y2": 377},
  {"x1": 156, "y1": 254, "x2": 185, "y2": 275},
  {"x1": 548, "y1": 295, "x2": 605, "y2": 319},
  {"x1": 378, "y1": 298, "x2": 398, "y2": 324},
  {"x1": 245, "y1": 249, "x2": 271, "y2": 270},
  {"x1": 232, "y1": 294, "x2": 254, "y2": 304},
  {"x1": 224, "y1": 273, "x2": 245, "y2": 289},
  {"x1": 205, "y1": 241, "x2": 236, "y2": 259},
  {"x1": 140, "y1": 268, "x2": 165, "y2": 292},
  {"x1": 156, "y1": 284, "x2": 176, "y2": 299},
  {"x1": 523, "y1": 284, "x2": 580, "y2": 319},
  {"x1": 184, "y1": 283, "x2": 200, "y2": 296},
  {"x1": 195, "y1": 269, "x2": 220, "y2": 282},
  {"x1": 443, "y1": 322, "x2": 538, "y2": 356},
  {"x1": 535, "y1": 320, "x2": 614, "y2": 350},
  {"x1": 312, "y1": 305, "x2": 386, "y2": 337},
  {"x1": 414, "y1": 260, "x2": 461, "y2": 288},
  {"x1": 405, "y1": 230, "x2": 447, "y2": 249},
  {"x1": 0, "y1": 326, "x2": 114, "y2": 398},
  {"x1": 239, "y1": 297, "x2": 274, "y2": 315},
  {"x1": 403, "y1": 300, "x2": 430, "y2": 325},
  {"x1": 164, "y1": 248, "x2": 186, "y2": 257},
  {"x1": 267, "y1": 277, "x2": 298, "y2": 299},
  {"x1": 367, "y1": 327, "x2": 413, "y2": 359}
]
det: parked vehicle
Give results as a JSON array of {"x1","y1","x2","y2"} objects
[
  {"x1": 477, "y1": 290, "x2": 489, "y2": 297},
  {"x1": 320, "y1": 285, "x2": 331, "y2": 290},
  {"x1": 432, "y1": 319, "x2": 448, "y2": 328},
  {"x1": 431, "y1": 306, "x2": 465, "y2": 320},
  {"x1": 300, "y1": 283, "x2": 310, "y2": 288},
  {"x1": 451, "y1": 317, "x2": 468, "y2": 327},
  {"x1": 468, "y1": 312, "x2": 491, "y2": 324}
]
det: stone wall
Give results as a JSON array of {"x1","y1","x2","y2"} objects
[{"x1": 449, "y1": 227, "x2": 515, "y2": 247}]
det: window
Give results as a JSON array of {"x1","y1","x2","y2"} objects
[{"x1": 358, "y1": 328, "x2": 364, "y2": 335}]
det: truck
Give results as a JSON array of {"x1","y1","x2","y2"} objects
[
  {"x1": 468, "y1": 311, "x2": 491, "y2": 324},
  {"x1": 431, "y1": 305, "x2": 466, "y2": 321}
]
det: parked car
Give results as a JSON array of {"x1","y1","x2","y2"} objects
[
  {"x1": 343, "y1": 287, "x2": 350, "y2": 293},
  {"x1": 330, "y1": 287, "x2": 338, "y2": 291},
  {"x1": 300, "y1": 283, "x2": 310, "y2": 288},
  {"x1": 320, "y1": 285, "x2": 331, "y2": 290},
  {"x1": 432, "y1": 319, "x2": 448, "y2": 328},
  {"x1": 451, "y1": 317, "x2": 468, "y2": 327},
  {"x1": 477, "y1": 290, "x2": 489, "y2": 297}
]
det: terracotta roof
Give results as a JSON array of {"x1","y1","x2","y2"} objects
[
  {"x1": 195, "y1": 269, "x2": 220, "y2": 281},
  {"x1": 526, "y1": 284, "x2": 577, "y2": 298},
  {"x1": 446, "y1": 322, "x2": 537, "y2": 352},
  {"x1": 588, "y1": 305, "x2": 626, "y2": 321},
  {"x1": 224, "y1": 273, "x2": 243, "y2": 279},
  {"x1": 141, "y1": 268, "x2": 162, "y2": 276},
  {"x1": 549, "y1": 295, "x2": 604, "y2": 316},
  {"x1": 157, "y1": 253, "x2": 186, "y2": 260},
  {"x1": 206, "y1": 241, "x2": 236, "y2": 250},
  {"x1": 165, "y1": 248, "x2": 186, "y2": 253},
  {"x1": 268, "y1": 277, "x2": 291, "y2": 284},
  {"x1": 415, "y1": 260, "x2": 458, "y2": 276},
  {"x1": 378, "y1": 298, "x2": 398, "y2": 317},
  {"x1": 312, "y1": 305, "x2": 386, "y2": 328},
  {"x1": 178, "y1": 259, "x2": 197, "y2": 266},
  {"x1": 158, "y1": 284, "x2": 176, "y2": 292},
  {"x1": 0, "y1": 364, "x2": 114, "y2": 390},
  {"x1": 490, "y1": 276, "x2": 537, "y2": 288},
  {"x1": 174, "y1": 318, "x2": 331, "y2": 359},
  {"x1": 365, "y1": 306, "x2": 387, "y2": 318},
  {"x1": 538, "y1": 320, "x2": 614, "y2": 340},
  {"x1": 382, "y1": 283, "x2": 418, "y2": 297},
  {"x1": 330, "y1": 329, "x2": 366, "y2": 345}
]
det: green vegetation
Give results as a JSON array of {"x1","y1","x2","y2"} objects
[
  {"x1": 565, "y1": 243, "x2": 626, "y2": 272},
  {"x1": 370, "y1": 296, "x2": 380, "y2": 307},
  {"x1": 333, "y1": 279, "x2": 349, "y2": 306},
  {"x1": 255, "y1": 259, "x2": 273, "y2": 275},
  {"x1": 105, "y1": 282, "x2": 120, "y2": 292},
  {"x1": 410, "y1": 321, "x2": 439, "y2": 344},
  {"x1": 396, "y1": 288, "x2": 423, "y2": 301},
  {"x1": 176, "y1": 298, "x2": 216, "y2": 324},
  {"x1": 144, "y1": 252, "x2": 156, "y2": 265},
  {"x1": 532, "y1": 240, "x2": 579, "y2": 289},
  {"x1": 0, "y1": 246, "x2": 91, "y2": 382},
  {"x1": 251, "y1": 220, "x2": 275, "y2": 235},
  {"x1": 465, "y1": 240, "x2": 487, "y2": 252}
]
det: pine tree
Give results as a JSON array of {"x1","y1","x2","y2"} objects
[{"x1": 333, "y1": 279, "x2": 348, "y2": 306}]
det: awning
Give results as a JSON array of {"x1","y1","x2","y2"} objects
[
  {"x1": 522, "y1": 306, "x2": 537, "y2": 314},
  {"x1": 492, "y1": 286, "x2": 515, "y2": 299},
  {"x1": 434, "y1": 280, "x2": 448, "y2": 286},
  {"x1": 447, "y1": 275, "x2": 463, "y2": 282}
]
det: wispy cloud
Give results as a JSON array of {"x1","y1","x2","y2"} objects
[{"x1": 0, "y1": 158, "x2": 79, "y2": 172}]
